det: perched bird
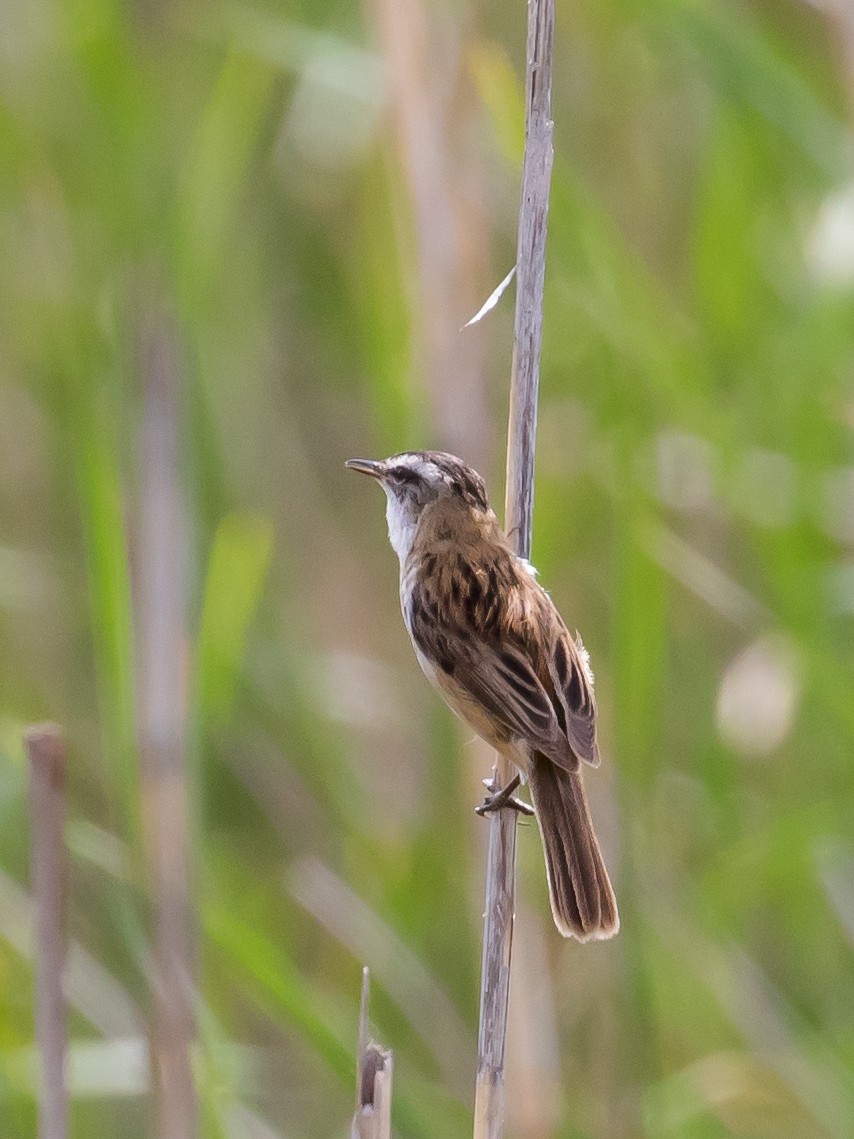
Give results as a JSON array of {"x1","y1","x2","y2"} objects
[{"x1": 346, "y1": 450, "x2": 618, "y2": 941}]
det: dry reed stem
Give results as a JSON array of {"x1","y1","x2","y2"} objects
[
  {"x1": 473, "y1": 1, "x2": 555, "y2": 1136},
  {"x1": 135, "y1": 306, "x2": 195, "y2": 1139},
  {"x1": 351, "y1": 967, "x2": 393, "y2": 1139},
  {"x1": 366, "y1": 0, "x2": 493, "y2": 466},
  {"x1": 26, "y1": 724, "x2": 68, "y2": 1139}
]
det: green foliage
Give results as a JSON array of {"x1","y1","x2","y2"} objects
[{"x1": 1, "y1": 0, "x2": 853, "y2": 1135}]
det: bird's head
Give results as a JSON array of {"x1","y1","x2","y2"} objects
[{"x1": 346, "y1": 450, "x2": 489, "y2": 560}]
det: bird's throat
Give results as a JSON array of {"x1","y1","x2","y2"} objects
[{"x1": 384, "y1": 489, "x2": 420, "y2": 564}]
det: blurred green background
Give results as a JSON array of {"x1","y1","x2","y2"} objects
[{"x1": 2, "y1": 0, "x2": 854, "y2": 1135}]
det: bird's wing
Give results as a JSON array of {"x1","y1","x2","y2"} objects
[
  {"x1": 545, "y1": 627, "x2": 599, "y2": 767},
  {"x1": 406, "y1": 557, "x2": 588, "y2": 774}
]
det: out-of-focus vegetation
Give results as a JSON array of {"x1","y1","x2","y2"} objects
[{"x1": 1, "y1": 0, "x2": 854, "y2": 1135}]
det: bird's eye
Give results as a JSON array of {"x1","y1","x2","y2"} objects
[{"x1": 391, "y1": 467, "x2": 419, "y2": 486}]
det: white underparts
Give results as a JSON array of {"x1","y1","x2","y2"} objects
[{"x1": 383, "y1": 486, "x2": 419, "y2": 563}]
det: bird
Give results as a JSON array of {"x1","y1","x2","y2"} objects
[{"x1": 346, "y1": 450, "x2": 619, "y2": 941}]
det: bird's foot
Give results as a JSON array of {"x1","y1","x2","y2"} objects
[{"x1": 475, "y1": 773, "x2": 535, "y2": 816}]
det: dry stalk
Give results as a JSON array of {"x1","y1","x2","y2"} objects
[
  {"x1": 351, "y1": 967, "x2": 393, "y2": 1139},
  {"x1": 26, "y1": 723, "x2": 68, "y2": 1139},
  {"x1": 135, "y1": 304, "x2": 195, "y2": 1139},
  {"x1": 473, "y1": 1, "x2": 555, "y2": 1136},
  {"x1": 365, "y1": 0, "x2": 493, "y2": 466}
]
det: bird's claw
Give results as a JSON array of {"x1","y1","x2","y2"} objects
[{"x1": 475, "y1": 772, "x2": 535, "y2": 816}]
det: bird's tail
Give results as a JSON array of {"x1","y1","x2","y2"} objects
[{"x1": 527, "y1": 753, "x2": 619, "y2": 941}]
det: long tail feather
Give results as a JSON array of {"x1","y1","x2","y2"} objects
[{"x1": 528, "y1": 753, "x2": 619, "y2": 941}]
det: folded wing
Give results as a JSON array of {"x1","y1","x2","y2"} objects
[{"x1": 407, "y1": 551, "x2": 599, "y2": 771}]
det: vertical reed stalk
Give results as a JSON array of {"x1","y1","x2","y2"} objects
[
  {"x1": 473, "y1": 2, "x2": 555, "y2": 1135},
  {"x1": 352, "y1": 967, "x2": 393, "y2": 1139},
  {"x1": 26, "y1": 724, "x2": 68, "y2": 1139},
  {"x1": 135, "y1": 303, "x2": 195, "y2": 1139}
]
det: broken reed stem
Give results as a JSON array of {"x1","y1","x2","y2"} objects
[
  {"x1": 352, "y1": 967, "x2": 393, "y2": 1139},
  {"x1": 473, "y1": 1, "x2": 555, "y2": 1137},
  {"x1": 26, "y1": 724, "x2": 68, "y2": 1139}
]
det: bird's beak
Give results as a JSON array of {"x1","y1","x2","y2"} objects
[{"x1": 345, "y1": 458, "x2": 385, "y2": 480}]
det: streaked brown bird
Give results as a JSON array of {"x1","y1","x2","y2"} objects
[{"x1": 346, "y1": 450, "x2": 618, "y2": 941}]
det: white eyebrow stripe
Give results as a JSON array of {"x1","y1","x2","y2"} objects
[
  {"x1": 393, "y1": 453, "x2": 447, "y2": 482},
  {"x1": 393, "y1": 453, "x2": 424, "y2": 468}
]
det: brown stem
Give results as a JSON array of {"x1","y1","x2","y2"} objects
[
  {"x1": 135, "y1": 301, "x2": 195, "y2": 1139},
  {"x1": 26, "y1": 724, "x2": 68, "y2": 1139},
  {"x1": 365, "y1": 0, "x2": 493, "y2": 467},
  {"x1": 352, "y1": 967, "x2": 394, "y2": 1139},
  {"x1": 473, "y1": 1, "x2": 555, "y2": 1135}
]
